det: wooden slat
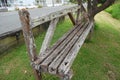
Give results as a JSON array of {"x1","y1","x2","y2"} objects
[
  {"x1": 40, "y1": 18, "x2": 59, "y2": 54},
  {"x1": 34, "y1": 22, "x2": 82, "y2": 65},
  {"x1": 34, "y1": 26, "x2": 76, "y2": 64},
  {"x1": 48, "y1": 23, "x2": 86, "y2": 74},
  {"x1": 40, "y1": 23, "x2": 84, "y2": 72},
  {"x1": 58, "y1": 22, "x2": 93, "y2": 75}
]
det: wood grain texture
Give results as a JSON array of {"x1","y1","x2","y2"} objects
[
  {"x1": 48, "y1": 23, "x2": 85, "y2": 74},
  {"x1": 58, "y1": 22, "x2": 93, "y2": 75},
  {"x1": 18, "y1": 0, "x2": 112, "y2": 79},
  {"x1": 19, "y1": 9, "x2": 37, "y2": 61},
  {"x1": 33, "y1": 6, "x2": 80, "y2": 27},
  {"x1": 19, "y1": 9, "x2": 42, "y2": 80},
  {"x1": 34, "y1": 22, "x2": 82, "y2": 65},
  {"x1": 40, "y1": 23, "x2": 83, "y2": 72},
  {"x1": 40, "y1": 18, "x2": 59, "y2": 54}
]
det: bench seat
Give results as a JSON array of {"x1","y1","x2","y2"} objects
[{"x1": 32, "y1": 21, "x2": 93, "y2": 78}]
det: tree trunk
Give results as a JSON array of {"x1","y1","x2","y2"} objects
[{"x1": 91, "y1": 0, "x2": 115, "y2": 17}]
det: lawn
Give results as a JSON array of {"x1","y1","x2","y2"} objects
[
  {"x1": 105, "y1": 0, "x2": 120, "y2": 20},
  {"x1": 0, "y1": 11, "x2": 120, "y2": 80}
]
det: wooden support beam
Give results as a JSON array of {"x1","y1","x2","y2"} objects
[
  {"x1": 18, "y1": 9, "x2": 42, "y2": 80},
  {"x1": 76, "y1": 0, "x2": 82, "y2": 25},
  {"x1": 76, "y1": 8, "x2": 81, "y2": 25},
  {"x1": 68, "y1": 13, "x2": 76, "y2": 25},
  {"x1": 40, "y1": 18, "x2": 59, "y2": 54},
  {"x1": 19, "y1": 9, "x2": 37, "y2": 62},
  {"x1": 77, "y1": 0, "x2": 89, "y2": 23},
  {"x1": 33, "y1": 5, "x2": 80, "y2": 27},
  {"x1": 81, "y1": 4, "x2": 87, "y2": 12}
]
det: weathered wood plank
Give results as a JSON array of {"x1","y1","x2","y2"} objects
[
  {"x1": 34, "y1": 27, "x2": 76, "y2": 65},
  {"x1": 81, "y1": 4, "x2": 87, "y2": 12},
  {"x1": 40, "y1": 23, "x2": 84, "y2": 72},
  {"x1": 19, "y1": 9, "x2": 37, "y2": 61},
  {"x1": 76, "y1": 7, "x2": 81, "y2": 25},
  {"x1": 48, "y1": 23, "x2": 85, "y2": 74},
  {"x1": 0, "y1": 5, "x2": 80, "y2": 40},
  {"x1": 60, "y1": 69, "x2": 73, "y2": 80},
  {"x1": 76, "y1": 0, "x2": 82, "y2": 24},
  {"x1": 18, "y1": 9, "x2": 42, "y2": 80},
  {"x1": 33, "y1": 5, "x2": 81, "y2": 27},
  {"x1": 33, "y1": 22, "x2": 82, "y2": 66},
  {"x1": 68, "y1": 13, "x2": 76, "y2": 25},
  {"x1": 58, "y1": 22, "x2": 93, "y2": 75},
  {"x1": 40, "y1": 18, "x2": 59, "y2": 54}
]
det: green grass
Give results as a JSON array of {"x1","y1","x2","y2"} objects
[
  {"x1": 0, "y1": 11, "x2": 120, "y2": 80},
  {"x1": 105, "y1": 1, "x2": 120, "y2": 20}
]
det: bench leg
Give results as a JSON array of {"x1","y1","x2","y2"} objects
[
  {"x1": 33, "y1": 69, "x2": 42, "y2": 80},
  {"x1": 60, "y1": 70, "x2": 73, "y2": 80}
]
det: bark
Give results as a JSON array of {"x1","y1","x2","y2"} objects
[{"x1": 91, "y1": 0, "x2": 115, "y2": 17}]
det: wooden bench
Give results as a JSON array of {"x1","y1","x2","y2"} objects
[
  {"x1": 18, "y1": 3, "x2": 94, "y2": 80},
  {"x1": 17, "y1": 0, "x2": 115, "y2": 79},
  {"x1": 33, "y1": 21, "x2": 93, "y2": 78}
]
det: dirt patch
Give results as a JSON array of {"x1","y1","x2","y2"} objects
[
  {"x1": 107, "y1": 70, "x2": 116, "y2": 80},
  {"x1": 104, "y1": 63, "x2": 117, "y2": 80},
  {"x1": 5, "y1": 69, "x2": 10, "y2": 75}
]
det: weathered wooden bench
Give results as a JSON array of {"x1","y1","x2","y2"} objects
[
  {"x1": 18, "y1": 1, "x2": 94, "y2": 80},
  {"x1": 18, "y1": 0, "x2": 115, "y2": 79},
  {"x1": 33, "y1": 21, "x2": 93, "y2": 79}
]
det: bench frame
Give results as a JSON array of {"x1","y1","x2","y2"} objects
[{"x1": 18, "y1": 0, "x2": 94, "y2": 80}]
